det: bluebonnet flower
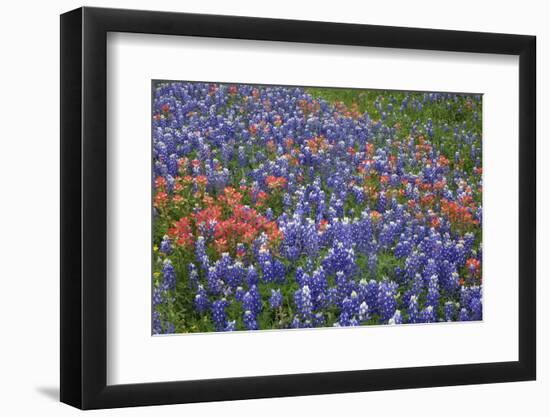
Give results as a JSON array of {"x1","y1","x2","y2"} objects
[
  {"x1": 341, "y1": 291, "x2": 360, "y2": 319},
  {"x1": 235, "y1": 286, "x2": 245, "y2": 302},
  {"x1": 464, "y1": 232, "x2": 475, "y2": 255},
  {"x1": 403, "y1": 273, "x2": 423, "y2": 306},
  {"x1": 152, "y1": 311, "x2": 163, "y2": 335},
  {"x1": 327, "y1": 287, "x2": 339, "y2": 307},
  {"x1": 426, "y1": 275, "x2": 440, "y2": 308},
  {"x1": 368, "y1": 252, "x2": 378, "y2": 275},
  {"x1": 226, "y1": 261, "x2": 245, "y2": 289},
  {"x1": 310, "y1": 267, "x2": 328, "y2": 309},
  {"x1": 335, "y1": 271, "x2": 350, "y2": 305},
  {"x1": 243, "y1": 310, "x2": 258, "y2": 330},
  {"x1": 162, "y1": 322, "x2": 176, "y2": 334},
  {"x1": 365, "y1": 280, "x2": 379, "y2": 315},
  {"x1": 165, "y1": 154, "x2": 178, "y2": 178},
  {"x1": 188, "y1": 263, "x2": 199, "y2": 289},
  {"x1": 377, "y1": 191, "x2": 387, "y2": 213},
  {"x1": 407, "y1": 295, "x2": 419, "y2": 324},
  {"x1": 444, "y1": 301, "x2": 456, "y2": 321},
  {"x1": 272, "y1": 259, "x2": 286, "y2": 283},
  {"x1": 152, "y1": 286, "x2": 164, "y2": 307},
  {"x1": 194, "y1": 285, "x2": 210, "y2": 314},
  {"x1": 159, "y1": 235, "x2": 172, "y2": 255},
  {"x1": 162, "y1": 259, "x2": 177, "y2": 291},
  {"x1": 243, "y1": 285, "x2": 262, "y2": 316},
  {"x1": 440, "y1": 263, "x2": 459, "y2": 293},
  {"x1": 303, "y1": 218, "x2": 320, "y2": 258},
  {"x1": 358, "y1": 301, "x2": 370, "y2": 322},
  {"x1": 423, "y1": 259, "x2": 439, "y2": 287},
  {"x1": 195, "y1": 236, "x2": 210, "y2": 270},
  {"x1": 269, "y1": 289, "x2": 283, "y2": 310},
  {"x1": 322, "y1": 241, "x2": 356, "y2": 277},
  {"x1": 211, "y1": 299, "x2": 229, "y2": 331},
  {"x1": 313, "y1": 312, "x2": 326, "y2": 327},
  {"x1": 469, "y1": 288, "x2": 483, "y2": 321},
  {"x1": 245, "y1": 266, "x2": 259, "y2": 287},
  {"x1": 394, "y1": 236, "x2": 413, "y2": 259},
  {"x1": 389, "y1": 310, "x2": 402, "y2": 325},
  {"x1": 460, "y1": 285, "x2": 482, "y2": 320},
  {"x1": 258, "y1": 249, "x2": 276, "y2": 283},
  {"x1": 405, "y1": 251, "x2": 423, "y2": 279},
  {"x1": 420, "y1": 306, "x2": 436, "y2": 323},
  {"x1": 206, "y1": 266, "x2": 223, "y2": 295},
  {"x1": 294, "y1": 285, "x2": 313, "y2": 324},
  {"x1": 378, "y1": 280, "x2": 398, "y2": 323},
  {"x1": 335, "y1": 311, "x2": 353, "y2": 327}
]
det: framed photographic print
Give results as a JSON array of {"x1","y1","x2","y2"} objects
[{"x1": 60, "y1": 6, "x2": 536, "y2": 409}]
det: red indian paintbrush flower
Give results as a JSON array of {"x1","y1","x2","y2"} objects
[
  {"x1": 265, "y1": 176, "x2": 287, "y2": 190},
  {"x1": 168, "y1": 217, "x2": 194, "y2": 247},
  {"x1": 466, "y1": 258, "x2": 481, "y2": 277}
]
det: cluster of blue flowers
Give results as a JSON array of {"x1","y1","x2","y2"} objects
[{"x1": 152, "y1": 81, "x2": 483, "y2": 334}]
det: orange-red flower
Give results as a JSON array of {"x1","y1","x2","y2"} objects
[
  {"x1": 214, "y1": 238, "x2": 228, "y2": 253},
  {"x1": 370, "y1": 211, "x2": 382, "y2": 222},
  {"x1": 466, "y1": 258, "x2": 481, "y2": 276},
  {"x1": 284, "y1": 138, "x2": 294, "y2": 149},
  {"x1": 211, "y1": 204, "x2": 282, "y2": 253},
  {"x1": 219, "y1": 187, "x2": 243, "y2": 207},
  {"x1": 366, "y1": 143, "x2": 375, "y2": 156},
  {"x1": 194, "y1": 175, "x2": 208, "y2": 187},
  {"x1": 434, "y1": 179, "x2": 446, "y2": 191},
  {"x1": 155, "y1": 176, "x2": 167, "y2": 191},
  {"x1": 154, "y1": 191, "x2": 168, "y2": 208},
  {"x1": 420, "y1": 194, "x2": 435, "y2": 207},
  {"x1": 265, "y1": 176, "x2": 287, "y2": 190},
  {"x1": 437, "y1": 155, "x2": 450, "y2": 167},
  {"x1": 193, "y1": 206, "x2": 222, "y2": 226},
  {"x1": 256, "y1": 191, "x2": 269, "y2": 207},
  {"x1": 441, "y1": 199, "x2": 479, "y2": 229},
  {"x1": 168, "y1": 217, "x2": 194, "y2": 247}
]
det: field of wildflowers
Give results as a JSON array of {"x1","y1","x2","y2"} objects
[{"x1": 152, "y1": 81, "x2": 482, "y2": 334}]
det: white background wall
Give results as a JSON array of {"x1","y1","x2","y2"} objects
[{"x1": 0, "y1": 0, "x2": 546, "y2": 415}]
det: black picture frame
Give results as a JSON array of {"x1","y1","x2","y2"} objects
[{"x1": 60, "y1": 6, "x2": 536, "y2": 410}]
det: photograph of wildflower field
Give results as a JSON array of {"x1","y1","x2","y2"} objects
[{"x1": 152, "y1": 81, "x2": 482, "y2": 334}]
